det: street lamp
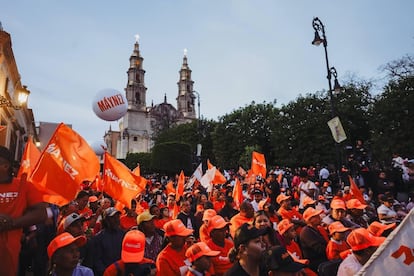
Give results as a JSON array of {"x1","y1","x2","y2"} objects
[
  {"x1": 312, "y1": 17, "x2": 343, "y2": 184},
  {"x1": 0, "y1": 86, "x2": 30, "y2": 109},
  {"x1": 192, "y1": 90, "x2": 202, "y2": 165}
]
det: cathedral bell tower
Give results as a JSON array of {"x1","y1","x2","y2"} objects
[
  {"x1": 125, "y1": 35, "x2": 147, "y2": 111},
  {"x1": 176, "y1": 49, "x2": 196, "y2": 120}
]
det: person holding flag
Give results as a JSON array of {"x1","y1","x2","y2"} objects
[{"x1": 0, "y1": 146, "x2": 49, "y2": 276}]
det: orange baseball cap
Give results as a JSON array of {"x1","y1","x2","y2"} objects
[
  {"x1": 208, "y1": 215, "x2": 231, "y2": 234},
  {"x1": 121, "y1": 230, "x2": 145, "y2": 263},
  {"x1": 318, "y1": 195, "x2": 326, "y2": 201},
  {"x1": 330, "y1": 199, "x2": 346, "y2": 210},
  {"x1": 328, "y1": 221, "x2": 350, "y2": 235},
  {"x1": 163, "y1": 219, "x2": 194, "y2": 237},
  {"x1": 368, "y1": 221, "x2": 396, "y2": 237},
  {"x1": 202, "y1": 209, "x2": 217, "y2": 221},
  {"x1": 346, "y1": 228, "x2": 385, "y2": 251},
  {"x1": 303, "y1": 207, "x2": 323, "y2": 222},
  {"x1": 277, "y1": 219, "x2": 294, "y2": 235},
  {"x1": 185, "y1": 242, "x2": 220, "y2": 263},
  {"x1": 346, "y1": 199, "x2": 367, "y2": 210},
  {"x1": 276, "y1": 194, "x2": 291, "y2": 205},
  {"x1": 303, "y1": 196, "x2": 316, "y2": 206},
  {"x1": 47, "y1": 232, "x2": 86, "y2": 258}
]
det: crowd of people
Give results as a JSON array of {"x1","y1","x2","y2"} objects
[{"x1": 1, "y1": 144, "x2": 413, "y2": 276}]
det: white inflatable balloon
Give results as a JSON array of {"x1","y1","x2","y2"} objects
[
  {"x1": 92, "y1": 89, "x2": 128, "y2": 121},
  {"x1": 91, "y1": 141, "x2": 107, "y2": 156}
]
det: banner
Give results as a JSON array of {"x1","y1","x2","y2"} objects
[
  {"x1": 232, "y1": 177, "x2": 244, "y2": 209},
  {"x1": 18, "y1": 136, "x2": 40, "y2": 178},
  {"x1": 29, "y1": 123, "x2": 100, "y2": 205},
  {"x1": 103, "y1": 152, "x2": 147, "y2": 209},
  {"x1": 357, "y1": 209, "x2": 414, "y2": 275},
  {"x1": 176, "y1": 170, "x2": 185, "y2": 201},
  {"x1": 349, "y1": 175, "x2": 366, "y2": 204},
  {"x1": 251, "y1": 151, "x2": 266, "y2": 178},
  {"x1": 200, "y1": 167, "x2": 215, "y2": 192},
  {"x1": 207, "y1": 159, "x2": 227, "y2": 185},
  {"x1": 327, "y1": 116, "x2": 347, "y2": 143}
]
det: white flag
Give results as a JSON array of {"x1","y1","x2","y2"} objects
[
  {"x1": 186, "y1": 163, "x2": 203, "y2": 189},
  {"x1": 200, "y1": 167, "x2": 215, "y2": 192},
  {"x1": 357, "y1": 209, "x2": 414, "y2": 275}
]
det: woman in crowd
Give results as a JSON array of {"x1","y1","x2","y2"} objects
[{"x1": 225, "y1": 223, "x2": 267, "y2": 276}]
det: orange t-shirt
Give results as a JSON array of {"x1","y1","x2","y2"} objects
[
  {"x1": 326, "y1": 239, "x2": 351, "y2": 260},
  {"x1": 229, "y1": 213, "x2": 253, "y2": 238},
  {"x1": 0, "y1": 177, "x2": 44, "y2": 276},
  {"x1": 156, "y1": 244, "x2": 190, "y2": 276},
  {"x1": 206, "y1": 239, "x2": 234, "y2": 276}
]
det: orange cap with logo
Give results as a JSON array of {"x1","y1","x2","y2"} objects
[{"x1": 122, "y1": 230, "x2": 145, "y2": 263}]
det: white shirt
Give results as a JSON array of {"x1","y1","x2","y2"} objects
[
  {"x1": 337, "y1": 253, "x2": 362, "y2": 276},
  {"x1": 299, "y1": 180, "x2": 317, "y2": 209},
  {"x1": 377, "y1": 204, "x2": 397, "y2": 224},
  {"x1": 319, "y1": 167, "x2": 330, "y2": 180}
]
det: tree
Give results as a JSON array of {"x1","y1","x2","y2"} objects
[
  {"x1": 123, "y1": 152, "x2": 152, "y2": 174},
  {"x1": 151, "y1": 142, "x2": 193, "y2": 175},
  {"x1": 212, "y1": 101, "x2": 278, "y2": 169}
]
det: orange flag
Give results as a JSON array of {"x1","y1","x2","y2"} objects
[
  {"x1": 132, "y1": 163, "x2": 140, "y2": 176},
  {"x1": 251, "y1": 151, "x2": 266, "y2": 178},
  {"x1": 348, "y1": 175, "x2": 366, "y2": 204},
  {"x1": 176, "y1": 170, "x2": 185, "y2": 201},
  {"x1": 232, "y1": 178, "x2": 244, "y2": 209},
  {"x1": 103, "y1": 152, "x2": 147, "y2": 209},
  {"x1": 29, "y1": 123, "x2": 100, "y2": 206},
  {"x1": 172, "y1": 203, "x2": 180, "y2": 219},
  {"x1": 207, "y1": 159, "x2": 213, "y2": 169},
  {"x1": 90, "y1": 174, "x2": 104, "y2": 192},
  {"x1": 165, "y1": 180, "x2": 175, "y2": 195},
  {"x1": 18, "y1": 136, "x2": 41, "y2": 178},
  {"x1": 207, "y1": 159, "x2": 227, "y2": 185}
]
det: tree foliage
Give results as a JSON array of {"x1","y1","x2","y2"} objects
[
  {"x1": 147, "y1": 54, "x2": 413, "y2": 171},
  {"x1": 151, "y1": 142, "x2": 193, "y2": 175}
]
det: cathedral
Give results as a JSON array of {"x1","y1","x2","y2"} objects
[{"x1": 103, "y1": 38, "x2": 197, "y2": 159}]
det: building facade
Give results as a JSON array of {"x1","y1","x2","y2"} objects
[
  {"x1": 104, "y1": 39, "x2": 197, "y2": 158},
  {"x1": 0, "y1": 23, "x2": 37, "y2": 162}
]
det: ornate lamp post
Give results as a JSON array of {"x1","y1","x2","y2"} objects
[
  {"x1": 192, "y1": 90, "x2": 202, "y2": 164},
  {"x1": 312, "y1": 17, "x2": 344, "y2": 184}
]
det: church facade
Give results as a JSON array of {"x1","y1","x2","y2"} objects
[{"x1": 104, "y1": 39, "x2": 197, "y2": 159}]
